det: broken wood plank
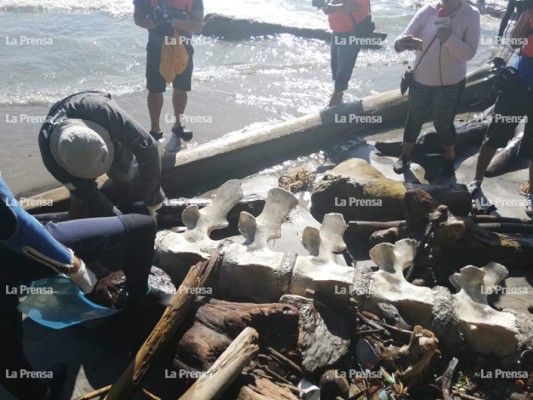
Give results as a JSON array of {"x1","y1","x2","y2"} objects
[
  {"x1": 179, "y1": 327, "x2": 260, "y2": 400},
  {"x1": 105, "y1": 251, "x2": 220, "y2": 400},
  {"x1": 75, "y1": 385, "x2": 112, "y2": 400},
  {"x1": 441, "y1": 357, "x2": 459, "y2": 400}
]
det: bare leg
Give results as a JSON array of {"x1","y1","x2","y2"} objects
[
  {"x1": 148, "y1": 92, "x2": 164, "y2": 132},
  {"x1": 474, "y1": 143, "x2": 498, "y2": 182},
  {"x1": 172, "y1": 89, "x2": 187, "y2": 129}
]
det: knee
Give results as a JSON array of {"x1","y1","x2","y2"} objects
[{"x1": 119, "y1": 214, "x2": 157, "y2": 238}]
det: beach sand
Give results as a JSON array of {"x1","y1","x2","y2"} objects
[{"x1": 0, "y1": 84, "x2": 278, "y2": 198}]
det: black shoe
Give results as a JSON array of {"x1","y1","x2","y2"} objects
[
  {"x1": 42, "y1": 364, "x2": 67, "y2": 399},
  {"x1": 149, "y1": 130, "x2": 164, "y2": 142},
  {"x1": 172, "y1": 124, "x2": 193, "y2": 142},
  {"x1": 393, "y1": 156, "x2": 411, "y2": 174},
  {"x1": 441, "y1": 158, "x2": 455, "y2": 177}
]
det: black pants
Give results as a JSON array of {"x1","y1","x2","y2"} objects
[{"x1": 0, "y1": 214, "x2": 156, "y2": 400}]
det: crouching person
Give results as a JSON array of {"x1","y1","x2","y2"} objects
[
  {"x1": 0, "y1": 174, "x2": 170, "y2": 399},
  {"x1": 39, "y1": 91, "x2": 165, "y2": 218}
]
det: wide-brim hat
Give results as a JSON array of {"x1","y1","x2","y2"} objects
[{"x1": 50, "y1": 119, "x2": 114, "y2": 179}]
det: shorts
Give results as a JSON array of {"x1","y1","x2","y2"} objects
[
  {"x1": 146, "y1": 41, "x2": 194, "y2": 93},
  {"x1": 484, "y1": 87, "x2": 533, "y2": 159}
]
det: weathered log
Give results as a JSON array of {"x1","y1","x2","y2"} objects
[
  {"x1": 179, "y1": 327, "x2": 260, "y2": 400},
  {"x1": 75, "y1": 386, "x2": 112, "y2": 400},
  {"x1": 472, "y1": 214, "x2": 533, "y2": 224},
  {"x1": 486, "y1": 128, "x2": 524, "y2": 177},
  {"x1": 281, "y1": 295, "x2": 351, "y2": 374},
  {"x1": 235, "y1": 375, "x2": 298, "y2": 400},
  {"x1": 202, "y1": 13, "x2": 387, "y2": 48},
  {"x1": 105, "y1": 253, "x2": 219, "y2": 400},
  {"x1": 175, "y1": 298, "x2": 299, "y2": 371},
  {"x1": 476, "y1": 222, "x2": 533, "y2": 234}
]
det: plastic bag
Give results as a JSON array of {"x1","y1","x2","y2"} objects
[{"x1": 18, "y1": 275, "x2": 119, "y2": 330}]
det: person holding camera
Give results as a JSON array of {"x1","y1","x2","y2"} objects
[
  {"x1": 466, "y1": 4, "x2": 533, "y2": 216},
  {"x1": 315, "y1": 0, "x2": 372, "y2": 107},
  {"x1": 393, "y1": 0, "x2": 480, "y2": 178},
  {"x1": 133, "y1": 0, "x2": 204, "y2": 154}
]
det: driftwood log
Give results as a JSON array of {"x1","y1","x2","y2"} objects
[
  {"x1": 175, "y1": 298, "x2": 299, "y2": 371},
  {"x1": 179, "y1": 327, "x2": 260, "y2": 400}
]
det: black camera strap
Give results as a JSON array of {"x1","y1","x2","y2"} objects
[{"x1": 412, "y1": 34, "x2": 438, "y2": 72}]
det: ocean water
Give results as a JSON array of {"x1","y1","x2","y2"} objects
[{"x1": 0, "y1": 0, "x2": 507, "y2": 194}]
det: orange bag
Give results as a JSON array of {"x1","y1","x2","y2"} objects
[{"x1": 160, "y1": 32, "x2": 189, "y2": 83}]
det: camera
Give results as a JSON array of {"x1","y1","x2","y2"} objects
[{"x1": 312, "y1": 0, "x2": 327, "y2": 9}]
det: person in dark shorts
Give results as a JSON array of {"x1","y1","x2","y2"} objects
[
  {"x1": 133, "y1": 0, "x2": 204, "y2": 154},
  {"x1": 0, "y1": 174, "x2": 170, "y2": 399},
  {"x1": 38, "y1": 91, "x2": 165, "y2": 218},
  {"x1": 466, "y1": 5, "x2": 533, "y2": 216}
]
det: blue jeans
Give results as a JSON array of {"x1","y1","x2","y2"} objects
[{"x1": 331, "y1": 33, "x2": 361, "y2": 92}]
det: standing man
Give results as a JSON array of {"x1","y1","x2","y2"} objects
[
  {"x1": 466, "y1": 4, "x2": 533, "y2": 216},
  {"x1": 39, "y1": 91, "x2": 165, "y2": 218},
  {"x1": 321, "y1": 0, "x2": 370, "y2": 107},
  {"x1": 134, "y1": 0, "x2": 204, "y2": 154}
]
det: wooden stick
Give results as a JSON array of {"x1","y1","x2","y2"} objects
[
  {"x1": 179, "y1": 327, "x2": 260, "y2": 400},
  {"x1": 142, "y1": 388, "x2": 161, "y2": 400},
  {"x1": 105, "y1": 252, "x2": 219, "y2": 400},
  {"x1": 452, "y1": 392, "x2": 483, "y2": 400},
  {"x1": 267, "y1": 347, "x2": 303, "y2": 376},
  {"x1": 441, "y1": 357, "x2": 459, "y2": 400},
  {"x1": 75, "y1": 385, "x2": 112, "y2": 400}
]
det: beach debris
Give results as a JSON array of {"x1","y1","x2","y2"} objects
[
  {"x1": 105, "y1": 253, "x2": 219, "y2": 400},
  {"x1": 179, "y1": 327, "x2": 260, "y2": 400},
  {"x1": 278, "y1": 166, "x2": 316, "y2": 193},
  {"x1": 154, "y1": 179, "x2": 533, "y2": 360},
  {"x1": 379, "y1": 325, "x2": 439, "y2": 388}
]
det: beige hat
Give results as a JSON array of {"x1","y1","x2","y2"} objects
[{"x1": 50, "y1": 119, "x2": 114, "y2": 179}]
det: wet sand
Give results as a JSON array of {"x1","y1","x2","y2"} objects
[{"x1": 0, "y1": 85, "x2": 276, "y2": 197}]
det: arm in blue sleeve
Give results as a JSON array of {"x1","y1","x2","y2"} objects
[{"x1": 0, "y1": 176, "x2": 74, "y2": 273}]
